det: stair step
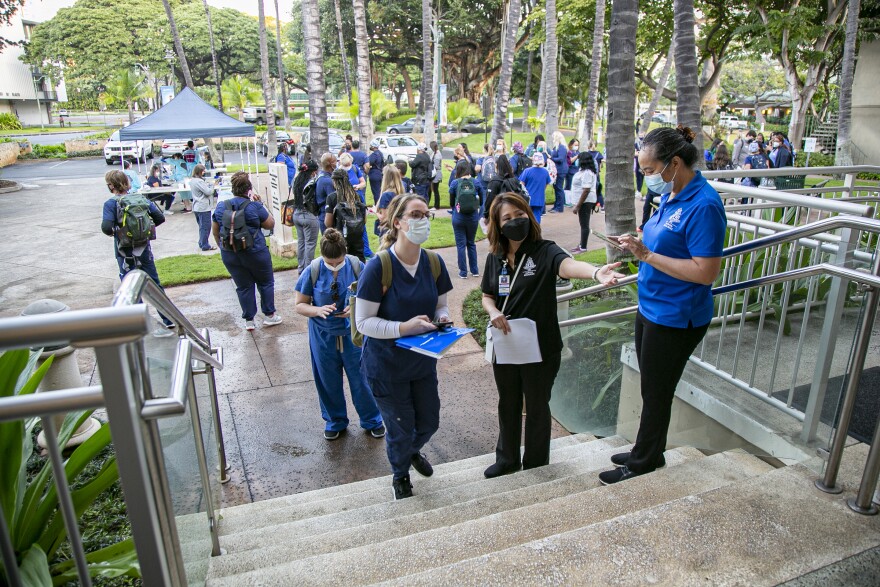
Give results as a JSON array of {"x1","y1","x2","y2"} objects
[
  {"x1": 217, "y1": 434, "x2": 604, "y2": 535},
  {"x1": 207, "y1": 448, "x2": 746, "y2": 584},
  {"x1": 217, "y1": 433, "x2": 593, "y2": 522},
  {"x1": 215, "y1": 437, "x2": 630, "y2": 555},
  {"x1": 381, "y1": 465, "x2": 880, "y2": 586}
]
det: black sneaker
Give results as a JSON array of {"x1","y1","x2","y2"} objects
[
  {"x1": 369, "y1": 425, "x2": 386, "y2": 438},
  {"x1": 599, "y1": 465, "x2": 641, "y2": 485},
  {"x1": 392, "y1": 475, "x2": 413, "y2": 500},
  {"x1": 610, "y1": 452, "x2": 666, "y2": 468},
  {"x1": 324, "y1": 429, "x2": 343, "y2": 441},
  {"x1": 411, "y1": 452, "x2": 433, "y2": 477},
  {"x1": 483, "y1": 462, "x2": 521, "y2": 479}
]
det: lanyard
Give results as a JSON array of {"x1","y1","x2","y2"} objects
[{"x1": 498, "y1": 254, "x2": 527, "y2": 313}]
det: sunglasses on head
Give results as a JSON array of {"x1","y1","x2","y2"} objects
[{"x1": 330, "y1": 279, "x2": 339, "y2": 302}]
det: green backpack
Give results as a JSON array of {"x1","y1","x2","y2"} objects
[
  {"x1": 456, "y1": 178, "x2": 479, "y2": 214},
  {"x1": 115, "y1": 194, "x2": 156, "y2": 249}
]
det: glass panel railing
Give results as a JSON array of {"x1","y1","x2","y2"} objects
[{"x1": 192, "y1": 365, "x2": 220, "y2": 512}]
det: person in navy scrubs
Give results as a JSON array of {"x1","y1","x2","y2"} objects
[
  {"x1": 601, "y1": 125, "x2": 727, "y2": 485},
  {"x1": 295, "y1": 227, "x2": 385, "y2": 440},
  {"x1": 355, "y1": 193, "x2": 454, "y2": 500}
]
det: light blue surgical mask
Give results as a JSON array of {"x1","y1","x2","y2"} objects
[
  {"x1": 404, "y1": 217, "x2": 431, "y2": 245},
  {"x1": 644, "y1": 161, "x2": 675, "y2": 194}
]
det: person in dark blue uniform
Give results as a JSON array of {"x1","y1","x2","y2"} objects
[
  {"x1": 211, "y1": 172, "x2": 282, "y2": 331},
  {"x1": 365, "y1": 140, "x2": 386, "y2": 204},
  {"x1": 548, "y1": 131, "x2": 569, "y2": 213},
  {"x1": 602, "y1": 125, "x2": 726, "y2": 485},
  {"x1": 349, "y1": 139, "x2": 368, "y2": 170},
  {"x1": 355, "y1": 193, "x2": 453, "y2": 500},
  {"x1": 481, "y1": 193, "x2": 622, "y2": 478},
  {"x1": 315, "y1": 153, "x2": 337, "y2": 235},
  {"x1": 295, "y1": 227, "x2": 385, "y2": 440},
  {"x1": 273, "y1": 144, "x2": 297, "y2": 188}
]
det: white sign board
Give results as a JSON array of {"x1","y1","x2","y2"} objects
[
  {"x1": 267, "y1": 163, "x2": 295, "y2": 244},
  {"x1": 508, "y1": 110, "x2": 513, "y2": 125},
  {"x1": 803, "y1": 137, "x2": 819, "y2": 153},
  {"x1": 438, "y1": 84, "x2": 448, "y2": 126}
]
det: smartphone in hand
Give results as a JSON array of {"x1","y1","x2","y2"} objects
[
  {"x1": 593, "y1": 231, "x2": 625, "y2": 250},
  {"x1": 432, "y1": 320, "x2": 453, "y2": 331}
]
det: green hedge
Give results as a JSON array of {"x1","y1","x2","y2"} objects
[{"x1": 0, "y1": 113, "x2": 22, "y2": 130}]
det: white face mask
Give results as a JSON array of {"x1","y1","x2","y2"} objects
[
  {"x1": 404, "y1": 217, "x2": 431, "y2": 245},
  {"x1": 323, "y1": 257, "x2": 347, "y2": 272},
  {"x1": 772, "y1": 141, "x2": 781, "y2": 148},
  {"x1": 342, "y1": 164, "x2": 352, "y2": 171}
]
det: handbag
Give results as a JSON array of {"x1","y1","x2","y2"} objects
[{"x1": 485, "y1": 254, "x2": 528, "y2": 363}]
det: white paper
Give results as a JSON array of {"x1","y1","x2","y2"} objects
[{"x1": 489, "y1": 318, "x2": 542, "y2": 365}]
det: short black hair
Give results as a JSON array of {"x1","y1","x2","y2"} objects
[
  {"x1": 641, "y1": 125, "x2": 700, "y2": 168},
  {"x1": 352, "y1": 139, "x2": 360, "y2": 149},
  {"x1": 187, "y1": 140, "x2": 194, "y2": 148}
]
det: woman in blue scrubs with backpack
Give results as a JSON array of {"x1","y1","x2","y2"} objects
[
  {"x1": 295, "y1": 227, "x2": 384, "y2": 440},
  {"x1": 355, "y1": 193, "x2": 454, "y2": 500}
]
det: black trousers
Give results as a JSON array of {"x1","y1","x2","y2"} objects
[
  {"x1": 640, "y1": 189, "x2": 660, "y2": 229},
  {"x1": 492, "y1": 352, "x2": 562, "y2": 470},
  {"x1": 577, "y1": 203, "x2": 593, "y2": 249},
  {"x1": 431, "y1": 182, "x2": 441, "y2": 209},
  {"x1": 627, "y1": 312, "x2": 709, "y2": 474}
]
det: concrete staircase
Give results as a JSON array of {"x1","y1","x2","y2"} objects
[{"x1": 205, "y1": 434, "x2": 880, "y2": 586}]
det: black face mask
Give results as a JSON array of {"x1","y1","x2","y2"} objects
[{"x1": 501, "y1": 217, "x2": 530, "y2": 242}]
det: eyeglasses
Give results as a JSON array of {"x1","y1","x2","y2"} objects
[{"x1": 401, "y1": 211, "x2": 434, "y2": 221}]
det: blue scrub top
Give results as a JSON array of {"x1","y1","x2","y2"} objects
[
  {"x1": 378, "y1": 190, "x2": 397, "y2": 210},
  {"x1": 520, "y1": 166, "x2": 552, "y2": 207},
  {"x1": 274, "y1": 152, "x2": 297, "y2": 185},
  {"x1": 638, "y1": 171, "x2": 727, "y2": 328},
  {"x1": 367, "y1": 150, "x2": 384, "y2": 180},
  {"x1": 345, "y1": 165, "x2": 366, "y2": 199},
  {"x1": 550, "y1": 144, "x2": 569, "y2": 175},
  {"x1": 350, "y1": 150, "x2": 368, "y2": 170},
  {"x1": 357, "y1": 249, "x2": 453, "y2": 382},
  {"x1": 212, "y1": 197, "x2": 270, "y2": 251},
  {"x1": 296, "y1": 259, "x2": 363, "y2": 335},
  {"x1": 315, "y1": 171, "x2": 334, "y2": 209}
]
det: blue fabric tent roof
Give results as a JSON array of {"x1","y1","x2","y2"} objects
[{"x1": 118, "y1": 87, "x2": 254, "y2": 140}]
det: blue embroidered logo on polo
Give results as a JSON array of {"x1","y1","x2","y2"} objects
[
  {"x1": 523, "y1": 257, "x2": 537, "y2": 276},
  {"x1": 664, "y1": 207, "x2": 684, "y2": 230}
]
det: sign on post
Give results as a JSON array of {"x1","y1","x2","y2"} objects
[
  {"x1": 438, "y1": 84, "x2": 448, "y2": 127},
  {"x1": 802, "y1": 137, "x2": 819, "y2": 153},
  {"x1": 159, "y1": 86, "x2": 175, "y2": 106},
  {"x1": 266, "y1": 163, "x2": 295, "y2": 249}
]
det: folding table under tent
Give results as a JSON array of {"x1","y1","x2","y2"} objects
[{"x1": 118, "y1": 87, "x2": 259, "y2": 187}]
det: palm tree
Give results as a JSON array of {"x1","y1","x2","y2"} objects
[
  {"x1": 339, "y1": 89, "x2": 398, "y2": 124},
  {"x1": 101, "y1": 69, "x2": 151, "y2": 124},
  {"x1": 257, "y1": 0, "x2": 276, "y2": 157},
  {"x1": 222, "y1": 75, "x2": 261, "y2": 121},
  {"x1": 352, "y1": 0, "x2": 373, "y2": 145},
  {"x1": 333, "y1": 0, "x2": 356, "y2": 132},
  {"x1": 491, "y1": 0, "x2": 523, "y2": 144},
  {"x1": 604, "y1": 0, "x2": 639, "y2": 260},
  {"x1": 673, "y1": 0, "x2": 703, "y2": 163},
  {"x1": 417, "y1": 0, "x2": 435, "y2": 140},
  {"x1": 274, "y1": 0, "x2": 289, "y2": 130},
  {"x1": 302, "y1": 0, "x2": 329, "y2": 155},
  {"x1": 639, "y1": 34, "x2": 674, "y2": 137},
  {"x1": 448, "y1": 99, "x2": 481, "y2": 131},
  {"x1": 543, "y1": 0, "x2": 559, "y2": 136},
  {"x1": 160, "y1": 0, "x2": 194, "y2": 89},
  {"x1": 580, "y1": 0, "x2": 605, "y2": 146},
  {"x1": 835, "y1": 0, "x2": 861, "y2": 167},
  {"x1": 202, "y1": 0, "x2": 223, "y2": 113},
  {"x1": 536, "y1": 44, "x2": 546, "y2": 124}
]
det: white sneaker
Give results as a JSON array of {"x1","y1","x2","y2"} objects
[
  {"x1": 164, "y1": 210, "x2": 174, "y2": 215},
  {"x1": 245, "y1": 320, "x2": 256, "y2": 331},
  {"x1": 152, "y1": 326, "x2": 174, "y2": 338},
  {"x1": 263, "y1": 314, "x2": 283, "y2": 327}
]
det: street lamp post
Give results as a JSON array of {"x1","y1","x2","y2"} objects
[
  {"x1": 165, "y1": 49, "x2": 176, "y2": 91},
  {"x1": 31, "y1": 69, "x2": 46, "y2": 130}
]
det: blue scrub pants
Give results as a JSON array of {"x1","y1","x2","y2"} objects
[
  {"x1": 531, "y1": 205, "x2": 544, "y2": 224},
  {"x1": 452, "y1": 210, "x2": 479, "y2": 277},
  {"x1": 413, "y1": 183, "x2": 430, "y2": 200},
  {"x1": 116, "y1": 247, "x2": 172, "y2": 327},
  {"x1": 220, "y1": 247, "x2": 276, "y2": 320},
  {"x1": 194, "y1": 211, "x2": 212, "y2": 250},
  {"x1": 369, "y1": 177, "x2": 382, "y2": 205},
  {"x1": 358, "y1": 192, "x2": 374, "y2": 258},
  {"x1": 309, "y1": 321, "x2": 382, "y2": 432},
  {"x1": 368, "y1": 373, "x2": 440, "y2": 479},
  {"x1": 552, "y1": 174, "x2": 566, "y2": 212}
]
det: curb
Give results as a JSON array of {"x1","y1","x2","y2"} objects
[{"x1": 0, "y1": 180, "x2": 22, "y2": 194}]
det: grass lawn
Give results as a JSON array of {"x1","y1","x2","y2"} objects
[
  {"x1": 227, "y1": 163, "x2": 269, "y2": 173},
  {"x1": 0, "y1": 126, "x2": 107, "y2": 136}
]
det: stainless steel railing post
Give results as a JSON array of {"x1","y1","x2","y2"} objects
[
  {"x1": 850, "y1": 412, "x2": 880, "y2": 515},
  {"x1": 186, "y1": 370, "x2": 223, "y2": 556},
  {"x1": 201, "y1": 328, "x2": 230, "y2": 484}
]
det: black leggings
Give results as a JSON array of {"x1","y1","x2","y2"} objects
[
  {"x1": 431, "y1": 182, "x2": 441, "y2": 209},
  {"x1": 627, "y1": 312, "x2": 709, "y2": 474},
  {"x1": 577, "y1": 203, "x2": 593, "y2": 249}
]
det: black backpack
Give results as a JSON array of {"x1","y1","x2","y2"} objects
[
  {"x1": 219, "y1": 198, "x2": 254, "y2": 252},
  {"x1": 292, "y1": 176, "x2": 319, "y2": 216},
  {"x1": 456, "y1": 178, "x2": 479, "y2": 213},
  {"x1": 501, "y1": 176, "x2": 529, "y2": 200},
  {"x1": 115, "y1": 194, "x2": 156, "y2": 250},
  {"x1": 513, "y1": 154, "x2": 529, "y2": 176},
  {"x1": 333, "y1": 194, "x2": 366, "y2": 240}
]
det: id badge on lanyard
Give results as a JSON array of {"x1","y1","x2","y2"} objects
[{"x1": 498, "y1": 262, "x2": 511, "y2": 297}]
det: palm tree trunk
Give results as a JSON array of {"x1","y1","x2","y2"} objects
[
  {"x1": 302, "y1": 0, "x2": 329, "y2": 155},
  {"x1": 639, "y1": 33, "x2": 673, "y2": 136},
  {"x1": 257, "y1": 0, "x2": 276, "y2": 160},
  {"x1": 543, "y1": 0, "x2": 559, "y2": 136},
  {"x1": 127, "y1": 99, "x2": 135, "y2": 125},
  {"x1": 333, "y1": 0, "x2": 356, "y2": 131},
  {"x1": 605, "y1": 0, "x2": 639, "y2": 260},
  {"x1": 419, "y1": 0, "x2": 435, "y2": 140},
  {"x1": 491, "y1": 0, "x2": 523, "y2": 143},
  {"x1": 835, "y1": 0, "x2": 860, "y2": 167},
  {"x1": 161, "y1": 0, "x2": 193, "y2": 89},
  {"x1": 273, "y1": 0, "x2": 289, "y2": 130},
  {"x1": 352, "y1": 0, "x2": 374, "y2": 145},
  {"x1": 203, "y1": 0, "x2": 224, "y2": 161},
  {"x1": 536, "y1": 44, "x2": 546, "y2": 122},
  {"x1": 521, "y1": 43, "x2": 534, "y2": 132},
  {"x1": 581, "y1": 0, "x2": 605, "y2": 145},
  {"x1": 673, "y1": 0, "x2": 703, "y2": 163}
]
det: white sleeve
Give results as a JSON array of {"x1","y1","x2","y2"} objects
[
  {"x1": 355, "y1": 298, "x2": 401, "y2": 339},
  {"x1": 571, "y1": 173, "x2": 583, "y2": 195},
  {"x1": 434, "y1": 293, "x2": 449, "y2": 321}
]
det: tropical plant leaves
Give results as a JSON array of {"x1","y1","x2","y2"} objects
[{"x1": 18, "y1": 545, "x2": 52, "y2": 587}]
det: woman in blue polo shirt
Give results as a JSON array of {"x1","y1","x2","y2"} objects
[
  {"x1": 603, "y1": 125, "x2": 727, "y2": 485},
  {"x1": 295, "y1": 227, "x2": 384, "y2": 440},
  {"x1": 355, "y1": 193, "x2": 454, "y2": 500}
]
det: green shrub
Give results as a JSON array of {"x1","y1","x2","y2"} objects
[
  {"x1": 795, "y1": 151, "x2": 834, "y2": 168},
  {"x1": 0, "y1": 112, "x2": 23, "y2": 130}
]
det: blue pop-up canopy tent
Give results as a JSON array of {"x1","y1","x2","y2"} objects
[{"x1": 118, "y1": 87, "x2": 254, "y2": 139}]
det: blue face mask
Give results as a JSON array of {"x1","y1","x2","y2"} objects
[{"x1": 644, "y1": 161, "x2": 675, "y2": 194}]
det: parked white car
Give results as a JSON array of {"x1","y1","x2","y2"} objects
[
  {"x1": 719, "y1": 115, "x2": 748, "y2": 130},
  {"x1": 161, "y1": 138, "x2": 193, "y2": 157},
  {"x1": 104, "y1": 131, "x2": 153, "y2": 165},
  {"x1": 370, "y1": 134, "x2": 419, "y2": 162}
]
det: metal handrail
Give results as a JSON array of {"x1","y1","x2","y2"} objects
[
  {"x1": 703, "y1": 164, "x2": 880, "y2": 178},
  {"x1": 0, "y1": 386, "x2": 105, "y2": 423},
  {"x1": 142, "y1": 339, "x2": 192, "y2": 420},
  {"x1": 708, "y1": 182, "x2": 874, "y2": 217}
]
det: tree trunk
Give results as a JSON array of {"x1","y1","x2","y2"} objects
[
  {"x1": 257, "y1": 0, "x2": 276, "y2": 161},
  {"x1": 536, "y1": 44, "x2": 546, "y2": 123},
  {"x1": 418, "y1": 0, "x2": 435, "y2": 140},
  {"x1": 581, "y1": 0, "x2": 605, "y2": 144},
  {"x1": 352, "y1": 0, "x2": 373, "y2": 145},
  {"x1": 400, "y1": 65, "x2": 416, "y2": 109},
  {"x1": 302, "y1": 0, "x2": 328, "y2": 155},
  {"x1": 333, "y1": 0, "x2": 356, "y2": 132},
  {"x1": 543, "y1": 0, "x2": 559, "y2": 136},
  {"x1": 521, "y1": 44, "x2": 534, "y2": 132},
  {"x1": 273, "y1": 0, "x2": 289, "y2": 129},
  {"x1": 639, "y1": 33, "x2": 673, "y2": 136},
  {"x1": 699, "y1": 58, "x2": 719, "y2": 121},
  {"x1": 673, "y1": 0, "x2": 703, "y2": 164},
  {"x1": 127, "y1": 100, "x2": 135, "y2": 125},
  {"x1": 491, "y1": 0, "x2": 523, "y2": 143},
  {"x1": 835, "y1": 0, "x2": 860, "y2": 167},
  {"x1": 605, "y1": 0, "x2": 639, "y2": 261},
  {"x1": 161, "y1": 0, "x2": 193, "y2": 89},
  {"x1": 203, "y1": 0, "x2": 223, "y2": 113}
]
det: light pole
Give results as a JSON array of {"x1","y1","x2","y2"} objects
[
  {"x1": 165, "y1": 49, "x2": 176, "y2": 91},
  {"x1": 31, "y1": 69, "x2": 46, "y2": 130}
]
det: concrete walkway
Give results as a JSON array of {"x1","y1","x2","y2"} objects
[{"x1": 0, "y1": 174, "x2": 625, "y2": 507}]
